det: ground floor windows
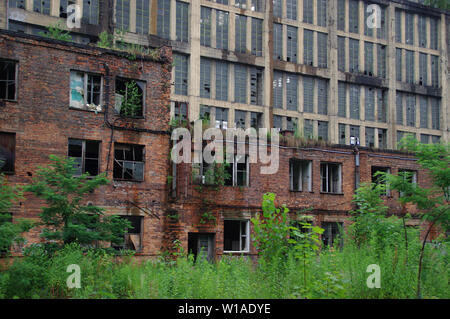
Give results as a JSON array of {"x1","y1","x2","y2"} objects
[
  {"x1": 112, "y1": 215, "x2": 143, "y2": 251},
  {"x1": 224, "y1": 220, "x2": 249, "y2": 252},
  {"x1": 321, "y1": 222, "x2": 343, "y2": 247}
]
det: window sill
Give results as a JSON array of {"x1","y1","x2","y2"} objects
[
  {"x1": 113, "y1": 179, "x2": 144, "y2": 183},
  {"x1": 320, "y1": 192, "x2": 344, "y2": 196},
  {"x1": 69, "y1": 106, "x2": 103, "y2": 113},
  {"x1": 0, "y1": 99, "x2": 17, "y2": 103},
  {"x1": 289, "y1": 190, "x2": 313, "y2": 193},
  {"x1": 223, "y1": 251, "x2": 250, "y2": 254}
]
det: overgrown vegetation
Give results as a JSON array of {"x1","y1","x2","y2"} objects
[{"x1": 39, "y1": 22, "x2": 72, "y2": 42}]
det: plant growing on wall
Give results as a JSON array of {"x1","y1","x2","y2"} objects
[
  {"x1": 39, "y1": 22, "x2": 72, "y2": 42},
  {"x1": 119, "y1": 81, "x2": 142, "y2": 118}
]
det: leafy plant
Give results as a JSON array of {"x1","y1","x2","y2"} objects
[
  {"x1": 119, "y1": 81, "x2": 143, "y2": 118},
  {"x1": 39, "y1": 22, "x2": 72, "y2": 42}
]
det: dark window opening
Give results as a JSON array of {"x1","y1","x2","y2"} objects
[
  {"x1": 224, "y1": 220, "x2": 249, "y2": 252},
  {"x1": 290, "y1": 159, "x2": 312, "y2": 192},
  {"x1": 174, "y1": 101, "x2": 188, "y2": 123},
  {"x1": 115, "y1": 78, "x2": 144, "y2": 118},
  {"x1": 113, "y1": 144, "x2": 144, "y2": 181},
  {"x1": 188, "y1": 233, "x2": 215, "y2": 261},
  {"x1": 0, "y1": 132, "x2": 15, "y2": 173},
  {"x1": 322, "y1": 222, "x2": 343, "y2": 247},
  {"x1": 68, "y1": 139, "x2": 100, "y2": 176},
  {"x1": 112, "y1": 215, "x2": 143, "y2": 251},
  {"x1": 0, "y1": 60, "x2": 17, "y2": 101},
  {"x1": 320, "y1": 163, "x2": 341, "y2": 194},
  {"x1": 371, "y1": 166, "x2": 390, "y2": 195}
]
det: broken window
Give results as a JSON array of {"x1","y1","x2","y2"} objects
[
  {"x1": 406, "y1": 94, "x2": 416, "y2": 127},
  {"x1": 286, "y1": 0, "x2": 297, "y2": 20},
  {"x1": 431, "y1": 55, "x2": 439, "y2": 87},
  {"x1": 286, "y1": 74, "x2": 298, "y2": 111},
  {"x1": 273, "y1": 0, "x2": 282, "y2": 18},
  {"x1": 303, "y1": 0, "x2": 313, "y2": 24},
  {"x1": 321, "y1": 163, "x2": 342, "y2": 194},
  {"x1": 365, "y1": 127, "x2": 375, "y2": 148},
  {"x1": 113, "y1": 143, "x2": 144, "y2": 181},
  {"x1": 250, "y1": 67, "x2": 263, "y2": 105},
  {"x1": 200, "y1": 105, "x2": 210, "y2": 122},
  {"x1": 82, "y1": 0, "x2": 99, "y2": 25},
  {"x1": 395, "y1": 9, "x2": 402, "y2": 43},
  {"x1": 318, "y1": 121, "x2": 328, "y2": 141},
  {"x1": 216, "y1": 10, "x2": 229, "y2": 50},
  {"x1": 68, "y1": 139, "x2": 100, "y2": 176},
  {"x1": 273, "y1": 23, "x2": 283, "y2": 61},
  {"x1": 349, "y1": 84, "x2": 360, "y2": 120},
  {"x1": 405, "y1": 50, "x2": 415, "y2": 84},
  {"x1": 317, "y1": 0, "x2": 327, "y2": 27},
  {"x1": 250, "y1": 112, "x2": 262, "y2": 129},
  {"x1": 349, "y1": 38, "x2": 359, "y2": 73},
  {"x1": 418, "y1": 15, "x2": 427, "y2": 48},
  {"x1": 303, "y1": 76, "x2": 314, "y2": 113},
  {"x1": 115, "y1": 78, "x2": 144, "y2": 117},
  {"x1": 338, "y1": 36, "x2": 345, "y2": 72},
  {"x1": 286, "y1": 117, "x2": 297, "y2": 132},
  {"x1": 235, "y1": 15, "x2": 247, "y2": 54},
  {"x1": 157, "y1": 0, "x2": 171, "y2": 39},
  {"x1": 398, "y1": 169, "x2": 417, "y2": 197},
  {"x1": 273, "y1": 115, "x2": 283, "y2": 132},
  {"x1": 116, "y1": 0, "x2": 130, "y2": 31},
  {"x1": 317, "y1": 79, "x2": 328, "y2": 115},
  {"x1": 337, "y1": 0, "x2": 345, "y2": 31},
  {"x1": 322, "y1": 222, "x2": 343, "y2": 247},
  {"x1": 377, "y1": 90, "x2": 387, "y2": 123},
  {"x1": 174, "y1": 101, "x2": 188, "y2": 122},
  {"x1": 338, "y1": 82, "x2": 346, "y2": 118},
  {"x1": 339, "y1": 124, "x2": 346, "y2": 144},
  {"x1": 33, "y1": 0, "x2": 50, "y2": 14},
  {"x1": 431, "y1": 98, "x2": 440, "y2": 130},
  {"x1": 286, "y1": 26, "x2": 298, "y2": 63},
  {"x1": 174, "y1": 54, "x2": 188, "y2": 95},
  {"x1": 235, "y1": 110, "x2": 246, "y2": 129},
  {"x1": 9, "y1": 0, "x2": 26, "y2": 9},
  {"x1": 430, "y1": 17, "x2": 438, "y2": 50},
  {"x1": 303, "y1": 119, "x2": 313, "y2": 138},
  {"x1": 303, "y1": 29, "x2": 313, "y2": 66},
  {"x1": 200, "y1": 6, "x2": 211, "y2": 46},
  {"x1": 350, "y1": 125, "x2": 359, "y2": 140},
  {"x1": 70, "y1": 71, "x2": 102, "y2": 111},
  {"x1": 377, "y1": 44, "x2": 386, "y2": 78},
  {"x1": 396, "y1": 49, "x2": 402, "y2": 82},
  {"x1": 200, "y1": 58, "x2": 212, "y2": 98},
  {"x1": 251, "y1": 18, "x2": 263, "y2": 56},
  {"x1": 365, "y1": 87, "x2": 375, "y2": 121},
  {"x1": 234, "y1": 64, "x2": 247, "y2": 104},
  {"x1": 60, "y1": 0, "x2": 76, "y2": 18},
  {"x1": 348, "y1": 0, "x2": 359, "y2": 34},
  {"x1": 176, "y1": 1, "x2": 189, "y2": 42},
  {"x1": 290, "y1": 159, "x2": 312, "y2": 192},
  {"x1": 419, "y1": 53, "x2": 427, "y2": 86},
  {"x1": 224, "y1": 220, "x2": 249, "y2": 252},
  {"x1": 135, "y1": 0, "x2": 150, "y2": 34},
  {"x1": 0, "y1": 60, "x2": 17, "y2": 101},
  {"x1": 405, "y1": 12, "x2": 414, "y2": 45},
  {"x1": 317, "y1": 32, "x2": 327, "y2": 68},
  {"x1": 364, "y1": 42, "x2": 373, "y2": 76},
  {"x1": 215, "y1": 107, "x2": 228, "y2": 129},
  {"x1": 215, "y1": 61, "x2": 228, "y2": 101},
  {"x1": 113, "y1": 216, "x2": 143, "y2": 251},
  {"x1": 378, "y1": 128, "x2": 387, "y2": 149},
  {"x1": 273, "y1": 71, "x2": 283, "y2": 109},
  {"x1": 225, "y1": 155, "x2": 249, "y2": 187},
  {"x1": 0, "y1": 133, "x2": 15, "y2": 173}
]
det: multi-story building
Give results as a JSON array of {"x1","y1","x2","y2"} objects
[{"x1": 0, "y1": 1, "x2": 448, "y2": 259}]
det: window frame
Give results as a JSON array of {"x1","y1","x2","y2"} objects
[
  {"x1": 113, "y1": 143, "x2": 145, "y2": 182},
  {"x1": 70, "y1": 70, "x2": 103, "y2": 111},
  {"x1": 68, "y1": 138, "x2": 101, "y2": 177},
  {"x1": 0, "y1": 59, "x2": 18, "y2": 101},
  {"x1": 114, "y1": 77, "x2": 145, "y2": 118},
  {"x1": 320, "y1": 162, "x2": 342, "y2": 194},
  {"x1": 0, "y1": 132, "x2": 16, "y2": 174},
  {"x1": 223, "y1": 219, "x2": 250, "y2": 253},
  {"x1": 289, "y1": 159, "x2": 312, "y2": 192}
]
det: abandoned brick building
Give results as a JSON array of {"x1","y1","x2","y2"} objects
[{"x1": 0, "y1": 0, "x2": 449, "y2": 259}]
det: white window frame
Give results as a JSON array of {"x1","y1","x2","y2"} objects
[
  {"x1": 70, "y1": 71, "x2": 103, "y2": 111},
  {"x1": 223, "y1": 219, "x2": 250, "y2": 253},
  {"x1": 320, "y1": 162, "x2": 342, "y2": 194},
  {"x1": 290, "y1": 160, "x2": 312, "y2": 192}
]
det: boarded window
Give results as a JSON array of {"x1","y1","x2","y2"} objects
[
  {"x1": 286, "y1": 26, "x2": 298, "y2": 63},
  {"x1": 377, "y1": 90, "x2": 387, "y2": 123},
  {"x1": 235, "y1": 110, "x2": 246, "y2": 129},
  {"x1": 303, "y1": 0, "x2": 313, "y2": 24},
  {"x1": 136, "y1": 0, "x2": 149, "y2": 34},
  {"x1": 338, "y1": 82, "x2": 346, "y2": 117},
  {"x1": 33, "y1": 0, "x2": 50, "y2": 14},
  {"x1": 70, "y1": 71, "x2": 102, "y2": 110},
  {"x1": 377, "y1": 44, "x2": 386, "y2": 78},
  {"x1": 116, "y1": 0, "x2": 130, "y2": 31},
  {"x1": 200, "y1": 6, "x2": 211, "y2": 46},
  {"x1": 405, "y1": 12, "x2": 414, "y2": 45},
  {"x1": 176, "y1": 1, "x2": 189, "y2": 42},
  {"x1": 419, "y1": 96, "x2": 428, "y2": 129},
  {"x1": 304, "y1": 119, "x2": 313, "y2": 138},
  {"x1": 365, "y1": 127, "x2": 375, "y2": 148},
  {"x1": 286, "y1": 0, "x2": 297, "y2": 20},
  {"x1": 303, "y1": 76, "x2": 314, "y2": 113},
  {"x1": 115, "y1": 78, "x2": 144, "y2": 117},
  {"x1": 215, "y1": 61, "x2": 228, "y2": 101},
  {"x1": 349, "y1": 38, "x2": 359, "y2": 73},
  {"x1": 290, "y1": 160, "x2": 312, "y2": 192},
  {"x1": 396, "y1": 92, "x2": 403, "y2": 125},
  {"x1": 0, "y1": 133, "x2": 15, "y2": 173},
  {"x1": 337, "y1": 0, "x2": 345, "y2": 31},
  {"x1": 321, "y1": 163, "x2": 342, "y2": 193},
  {"x1": 234, "y1": 64, "x2": 247, "y2": 103},
  {"x1": 273, "y1": 71, "x2": 283, "y2": 109},
  {"x1": 235, "y1": 15, "x2": 247, "y2": 54},
  {"x1": 157, "y1": 0, "x2": 171, "y2": 39},
  {"x1": 317, "y1": 32, "x2": 327, "y2": 68},
  {"x1": 286, "y1": 74, "x2": 298, "y2": 111},
  {"x1": 418, "y1": 15, "x2": 427, "y2": 48},
  {"x1": 303, "y1": 29, "x2": 314, "y2": 66},
  {"x1": 365, "y1": 87, "x2": 375, "y2": 121},
  {"x1": 405, "y1": 50, "x2": 414, "y2": 84},
  {"x1": 395, "y1": 10, "x2": 402, "y2": 43},
  {"x1": 339, "y1": 124, "x2": 346, "y2": 144},
  {"x1": 0, "y1": 60, "x2": 17, "y2": 101},
  {"x1": 113, "y1": 144, "x2": 144, "y2": 181},
  {"x1": 273, "y1": 0, "x2": 282, "y2": 18},
  {"x1": 250, "y1": 67, "x2": 263, "y2": 105},
  {"x1": 431, "y1": 55, "x2": 439, "y2": 87},
  {"x1": 396, "y1": 49, "x2": 402, "y2": 81},
  {"x1": 68, "y1": 139, "x2": 100, "y2": 176},
  {"x1": 338, "y1": 36, "x2": 345, "y2": 72},
  {"x1": 174, "y1": 54, "x2": 188, "y2": 95},
  {"x1": 364, "y1": 42, "x2": 373, "y2": 76},
  {"x1": 419, "y1": 53, "x2": 427, "y2": 86},
  {"x1": 348, "y1": 0, "x2": 359, "y2": 34},
  {"x1": 216, "y1": 10, "x2": 229, "y2": 50},
  {"x1": 200, "y1": 58, "x2": 211, "y2": 98},
  {"x1": 431, "y1": 98, "x2": 440, "y2": 130},
  {"x1": 349, "y1": 85, "x2": 360, "y2": 120},
  {"x1": 430, "y1": 18, "x2": 438, "y2": 50},
  {"x1": 251, "y1": 18, "x2": 263, "y2": 56},
  {"x1": 317, "y1": 0, "x2": 327, "y2": 27},
  {"x1": 318, "y1": 121, "x2": 328, "y2": 141},
  {"x1": 317, "y1": 79, "x2": 328, "y2": 115},
  {"x1": 273, "y1": 23, "x2": 283, "y2": 60}
]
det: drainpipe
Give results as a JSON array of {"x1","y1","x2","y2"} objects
[{"x1": 354, "y1": 146, "x2": 360, "y2": 190}]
